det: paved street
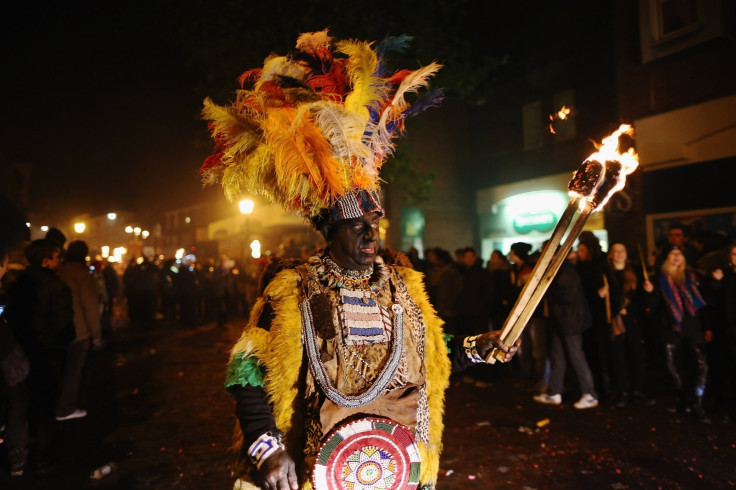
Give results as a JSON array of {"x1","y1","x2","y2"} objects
[{"x1": 2, "y1": 316, "x2": 735, "y2": 489}]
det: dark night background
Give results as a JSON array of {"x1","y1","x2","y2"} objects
[{"x1": 1, "y1": 0, "x2": 611, "y2": 225}]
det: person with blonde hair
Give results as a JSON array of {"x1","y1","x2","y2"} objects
[{"x1": 646, "y1": 245, "x2": 711, "y2": 421}]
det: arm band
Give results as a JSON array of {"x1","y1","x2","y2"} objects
[
  {"x1": 463, "y1": 335, "x2": 486, "y2": 364},
  {"x1": 247, "y1": 431, "x2": 285, "y2": 469}
]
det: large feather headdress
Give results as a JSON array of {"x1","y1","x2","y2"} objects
[{"x1": 200, "y1": 29, "x2": 442, "y2": 220}]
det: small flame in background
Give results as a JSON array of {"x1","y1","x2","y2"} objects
[
  {"x1": 549, "y1": 106, "x2": 571, "y2": 134},
  {"x1": 576, "y1": 124, "x2": 639, "y2": 211}
]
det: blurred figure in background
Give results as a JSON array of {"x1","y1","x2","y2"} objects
[
  {"x1": 487, "y1": 250, "x2": 512, "y2": 331},
  {"x1": 508, "y1": 242, "x2": 547, "y2": 389},
  {"x1": 427, "y1": 248, "x2": 462, "y2": 335},
  {"x1": 101, "y1": 260, "x2": 119, "y2": 330},
  {"x1": 56, "y1": 240, "x2": 102, "y2": 421},
  {"x1": 213, "y1": 259, "x2": 237, "y2": 329},
  {"x1": 576, "y1": 231, "x2": 610, "y2": 401},
  {"x1": 7, "y1": 239, "x2": 75, "y2": 472},
  {"x1": 703, "y1": 243, "x2": 736, "y2": 419},
  {"x1": 0, "y1": 193, "x2": 32, "y2": 476},
  {"x1": 123, "y1": 257, "x2": 158, "y2": 326}
]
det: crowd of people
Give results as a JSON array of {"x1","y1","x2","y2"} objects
[
  {"x1": 1, "y1": 215, "x2": 734, "y2": 479},
  {"x1": 409, "y1": 222, "x2": 736, "y2": 423}
]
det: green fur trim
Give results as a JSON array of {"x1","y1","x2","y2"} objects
[
  {"x1": 225, "y1": 353, "x2": 266, "y2": 394},
  {"x1": 443, "y1": 333, "x2": 454, "y2": 354}
]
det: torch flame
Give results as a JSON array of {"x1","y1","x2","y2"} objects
[
  {"x1": 549, "y1": 105, "x2": 572, "y2": 134},
  {"x1": 569, "y1": 124, "x2": 638, "y2": 211}
]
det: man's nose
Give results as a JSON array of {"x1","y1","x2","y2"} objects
[{"x1": 364, "y1": 226, "x2": 377, "y2": 241}]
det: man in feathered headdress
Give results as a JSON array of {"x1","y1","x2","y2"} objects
[{"x1": 203, "y1": 30, "x2": 519, "y2": 490}]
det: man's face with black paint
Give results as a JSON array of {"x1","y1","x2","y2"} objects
[{"x1": 328, "y1": 212, "x2": 380, "y2": 271}]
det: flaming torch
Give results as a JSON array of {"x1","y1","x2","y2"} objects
[{"x1": 488, "y1": 124, "x2": 639, "y2": 363}]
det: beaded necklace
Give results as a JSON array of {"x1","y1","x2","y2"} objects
[{"x1": 300, "y1": 254, "x2": 404, "y2": 408}]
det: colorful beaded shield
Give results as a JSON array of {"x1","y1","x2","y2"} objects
[{"x1": 312, "y1": 417, "x2": 421, "y2": 490}]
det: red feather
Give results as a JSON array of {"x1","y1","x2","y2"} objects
[
  {"x1": 306, "y1": 61, "x2": 349, "y2": 101},
  {"x1": 238, "y1": 68, "x2": 262, "y2": 87},
  {"x1": 200, "y1": 152, "x2": 224, "y2": 173},
  {"x1": 387, "y1": 69, "x2": 412, "y2": 85}
]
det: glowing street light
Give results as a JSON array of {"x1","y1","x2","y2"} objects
[
  {"x1": 238, "y1": 199, "x2": 254, "y2": 215},
  {"x1": 142, "y1": 230, "x2": 150, "y2": 239},
  {"x1": 41, "y1": 225, "x2": 49, "y2": 232},
  {"x1": 133, "y1": 227, "x2": 141, "y2": 236},
  {"x1": 107, "y1": 212, "x2": 117, "y2": 220},
  {"x1": 74, "y1": 222, "x2": 86, "y2": 233},
  {"x1": 125, "y1": 226, "x2": 133, "y2": 234},
  {"x1": 101, "y1": 246, "x2": 110, "y2": 258},
  {"x1": 250, "y1": 240, "x2": 262, "y2": 259}
]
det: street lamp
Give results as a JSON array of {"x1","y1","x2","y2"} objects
[
  {"x1": 107, "y1": 212, "x2": 117, "y2": 220},
  {"x1": 74, "y1": 222, "x2": 86, "y2": 234},
  {"x1": 238, "y1": 199, "x2": 254, "y2": 215}
]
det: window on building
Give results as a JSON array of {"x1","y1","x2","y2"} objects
[
  {"x1": 639, "y1": 0, "x2": 726, "y2": 62},
  {"x1": 522, "y1": 101, "x2": 543, "y2": 151}
]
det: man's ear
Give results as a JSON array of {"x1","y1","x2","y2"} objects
[{"x1": 319, "y1": 224, "x2": 332, "y2": 242}]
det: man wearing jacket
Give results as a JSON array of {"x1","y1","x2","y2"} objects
[
  {"x1": 7, "y1": 238, "x2": 75, "y2": 471},
  {"x1": 57, "y1": 240, "x2": 102, "y2": 421}
]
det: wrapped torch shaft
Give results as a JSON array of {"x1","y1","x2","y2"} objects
[
  {"x1": 488, "y1": 199, "x2": 595, "y2": 363},
  {"x1": 488, "y1": 157, "x2": 621, "y2": 364}
]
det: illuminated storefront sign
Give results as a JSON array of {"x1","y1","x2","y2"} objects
[{"x1": 512, "y1": 211, "x2": 557, "y2": 233}]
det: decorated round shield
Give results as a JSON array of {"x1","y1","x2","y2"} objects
[{"x1": 312, "y1": 417, "x2": 421, "y2": 490}]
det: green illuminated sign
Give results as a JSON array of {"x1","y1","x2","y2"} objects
[{"x1": 513, "y1": 211, "x2": 557, "y2": 234}]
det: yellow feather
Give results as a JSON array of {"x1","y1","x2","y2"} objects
[
  {"x1": 296, "y1": 29, "x2": 332, "y2": 53},
  {"x1": 255, "y1": 56, "x2": 308, "y2": 90},
  {"x1": 336, "y1": 40, "x2": 384, "y2": 121},
  {"x1": 297, "y1": 101, "x2": 370, "y2": 161}
]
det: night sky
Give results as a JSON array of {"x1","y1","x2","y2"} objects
[
  {"x1": 2, "y1": 2, "x2": 212, "y2": 223},
  {"x1": 1, "y1": 1, "x2": 609, "y2": 225}
]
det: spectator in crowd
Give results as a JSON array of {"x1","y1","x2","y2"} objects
[
  {"x1": 56, "y1": 240, "x2": 102, "y2": 421},
  {"x1": 405, "y1": 246, "x2": 426, "y2": 272},
  {"x1": 646, "y1": 245, "x2": 711, "y2": 421},
  {"x1": 101, "y1": 260, "x2": 120, "y2": 330},
  {"x1": 212, "y1": 259, "x2": 237, "y2": 329},
  {"x1": 426, "y1": 248, "x2": 463, "y2": 335},
  {"x1": 44, "y1": 228, "x2": 67, "y2": 254},
  {"x1": 576, "y1": 231, "x2": 610, "y2": 401},
  {"x1": 487, "y1": 250, "x2": 513, "y2": 331},
  {"x1": 6, "y1": 239, "x2": 75, "y2": 472},
  {"x1": 535, "y1": 254, "x2": 598, "y2": 409},
  {"x1": 654, "y1": 222, "x2": 698, "y2": 271},
  {"x1": 508, "y1": 242, "x2": 546, "y2": 388},
  {"x1": 0, "y1": 193, "x2": 32, "y2": 476},
  {"x1": 603, "y1": 243, "x2": 654, "y2": 407},
  {"x1": 123, "y1": 257, "x2": 158, "y2": 326},
  {"x1": 705, "y1": 242, "x2": 736, "y2": 419},
  {"x1": 455, "y1": 247, "x2": 493, "y2": 337}
]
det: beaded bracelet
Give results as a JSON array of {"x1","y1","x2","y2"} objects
[
  {"x1": 247, "y1": 431, "x2": 285, "y2": 469},
  {"x1": 463, "y1": 335, "x2": 486, "y2": 364}
]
